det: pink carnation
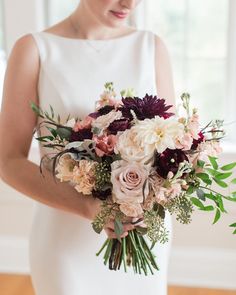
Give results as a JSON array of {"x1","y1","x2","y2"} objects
[
  {"x1": 73, "y1": 116, "x2": 94, "y2": 132},
  {"x1": 93, "y1": 134, "x2": 117, "y2": 157}
]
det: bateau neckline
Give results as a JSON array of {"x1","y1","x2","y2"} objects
[{"x1": 40, "y1": 30, "x2": 142, "y2": 42}]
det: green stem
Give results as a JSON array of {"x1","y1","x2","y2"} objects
[
  {"x1": 122, "y1": 237, "x2": 127, "y2": 272},
  {"x1": 141, "y1": 236, "x2": 159, "y2": 270},
  {"x1": 135, "y1": 232, "x2": 154, "y2": 275},
  {"x1": 104, "y1": 239, "x2": 113, "y2": 265},
  {"x1": 199, "y1": 185, "x2": 229, "y2": 200},
  {"x1": 96, "y1": 238, "x2": 109, "y2": 256}
]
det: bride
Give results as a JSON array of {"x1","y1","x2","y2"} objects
[{"x1": 0, "y1": 1, "x2": 175, "y2": 294}]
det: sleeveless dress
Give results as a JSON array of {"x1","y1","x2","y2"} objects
[{"x1": 29, "y1": 30, "x2": 172, "y2": 295}]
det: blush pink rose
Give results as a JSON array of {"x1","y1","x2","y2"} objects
[
  {"x1": 111, "y1": 160, "x2": 149, "y2": 205},
  {"x1": 93, "y1": 134, "x2": 117, "y2": 157}
]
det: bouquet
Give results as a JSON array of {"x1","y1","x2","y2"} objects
[{"x1": 32, "y1": 82, "x2": 236, "y2": 275}]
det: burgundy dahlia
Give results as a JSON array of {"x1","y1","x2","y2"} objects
[
  {"x1": 69, "y1": 128, "x2": 93, "y2": 142},
  {"x1": 89, "y1": 105, "x2": 115, "y2": 119},
  {"x1": 191, "y1": 131, "x2": 205, "y2": 150},
  {"x1": 120, "y1": 94, "x2": 174, "y2": 121},
  {"x1": 154, "y1": 148, "x2": 189, "y2": 179},
  {"x1": 108, "y1": 118, "x2": 131, "y2": 135}
]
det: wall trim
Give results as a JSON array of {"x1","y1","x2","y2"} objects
[{"x1": 169, "y1": 246, "x2": 236, "y2": 290}]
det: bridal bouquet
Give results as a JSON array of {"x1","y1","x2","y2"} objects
[{"x1": 32, "y1": 82, "x2": 236, "y2": 275}]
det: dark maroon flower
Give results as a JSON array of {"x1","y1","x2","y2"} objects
[
  {"x1": 191, "y1": 132, "x2": 205, "y2": 150},
  {"x1": 92, "y1": 188, "x2": 111, "y2": 201},
  {"x1": 154, "y1": 149, "x2": 189, "y2": 179},
  {"x1": 69, "y1": 128, "x2": 93, "y2": 142},
  {"x1": 120, "y1": 94, "x2": 174, "y2": 121},
  {"x1": 108, "y1": 118, "x2": 131, "y2": 135},
  {"x1": 89, "y1": 105, "x2": 115, "y2": 119}
]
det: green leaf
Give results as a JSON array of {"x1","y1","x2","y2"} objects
[
  {"x1": 186, "y1": 185, "x2": 195, "y2": 194},
  {"x1": 213, "y1": 178, "x2": 228, "y2": 188},
  {"x1": 196, "y1": 173, "x2": 212, "y2": 185},
  {"x1": 206, "y1": 168, "x2": 217, "y2": 176},
  {"x1": 214, "y1": 172, "x2": 232, "y2": 180},
  {"x1": 231, "y1": 178, "x2": 236, "y2": 184},
  {"x1": 191, "y1": 197, "x2": 204, "y2": 209},
  {"x1": 221, "y1": 162, "x2": 236, "y2": 171},
  {"x1": 46, "y1": 126, "x2": 57, "y2": 138},
  {"x1": 56, "y1": 127, "x2": 72, "y2": 140},
  {"x1": 196, "y1": 189, "x2": 206, "y2": 201},
  {"x1": 114, "y1": 218, "x2": 123, "y2": 243},
  {"x1": 213, "y1": 208, "x2": 221, "y2": 224},
  {"x1": 205, "y1": 192, "x2": 216, "y2": 201},
  {"x1": 50, "y1": 105, "x2": 54, "y2": 119},
  {"x1": 202, "y1": 205, "x2": 214, "y2": 211},
  {"x1": 208, "y1": 156, "x2": 218, "y2": 170},
  {"x1": 229, "y1": 223, "x2": 236, "y2": 228},
  {"x1": 233, "y1": 229, "x2": 236, "y2": 235},
  {"x1": 36, "y1": 135, "x2": 54, "y2": 142},
  {"x1": 216, "y1": 195, "x2": 227, "y2": 213},
  {"x1": 197, "y1": 160, "x2": 205, "y2": 168}
]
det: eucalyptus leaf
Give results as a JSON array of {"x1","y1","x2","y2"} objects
[
  {"x1": 196, "y1": 189, "x2": 206, "y2": 201},
  {"x1": 231, "y1": 178, "x2": 236, "y2": 184},
  {"x1": 229, "y1": 223, "x2": 236, "y2": 227}
]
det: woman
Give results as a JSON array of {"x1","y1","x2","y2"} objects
[{"x1": 0, "y1": 0, "x2": 175, "y2": 294}]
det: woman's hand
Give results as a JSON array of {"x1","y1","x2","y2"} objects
[{"x1": 104, "y1": 219, "x2": 135, "y2": 239}]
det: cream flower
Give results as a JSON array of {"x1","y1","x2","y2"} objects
[
  {"x1": 111, "y1": 160, "x2": 149, "y2": 205},
  {"x1": 115, "y1": 127, "x2": 154, "y2": 164},
  {"x1": 72, "y1": 160, "x2": 97, "y2": 195},
  {"x1": 119, "y1": 203, "x2": 143, "y2": 218},
  {"x1": 92, "y1": 110, "x2": 122, "y2": 132},
  {"x1": 132, "y1": 117, "x2": 184, "y2": 154},
  {"x1": 56, "y1": 154, "x2": 76, "y2": 182}
]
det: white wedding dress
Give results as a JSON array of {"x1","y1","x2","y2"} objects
[{"x1": 29, "y1": 30, "x2": 172, "y2": 295}]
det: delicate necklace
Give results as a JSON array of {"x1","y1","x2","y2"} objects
[{"x1": 68, "y1": 15, "x2": 108, "y2": 53}]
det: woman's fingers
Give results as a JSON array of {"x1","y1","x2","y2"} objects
[
  {"x1": 104, "y1": 220, "x2": 135, "y2": 239},
  {"x1": 104, "y1": 228, "x2": 128, "y2": 239}
]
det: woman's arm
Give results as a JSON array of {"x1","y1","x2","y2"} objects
[
  {"x1": 154, "y1": 35, "x2": 176, "y2": 107},
  {"x1": 0, "y1": 34, "x2": 101, "y2": 220}
]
